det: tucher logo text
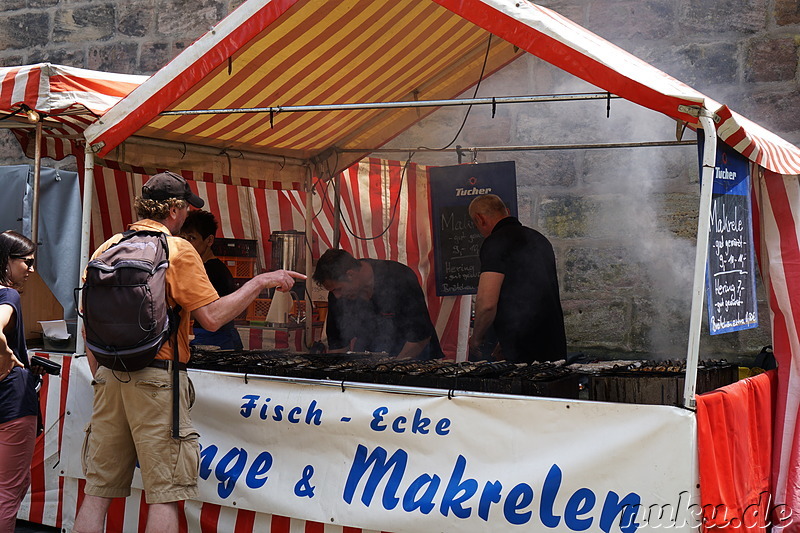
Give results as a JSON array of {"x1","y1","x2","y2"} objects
[
  {"x1": 455, "y1": 186, "x2": 492, "y2": 196},
  {"x1": 715, "y1": 167, "x2": 737, "y2": 181}
]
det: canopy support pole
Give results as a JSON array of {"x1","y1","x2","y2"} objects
[
  {"x1": 338, "y1": 140, "x2": 697, "y2": 154},
  {"x1": 456, "y1": 297, "x2": 470, "y2": 362},
  {"x1": 304, "y1": 171, "x2": 314, "y2": 347},
  {"x1": 333, "y1": 172, "x2": 341, "y2": 248},
  {"x1": 75, "y1": 148, "x2": 95, "y2": 356},
  {"x1": 683, "y1": 112, "x2": 717, "y2": 409},
  {"x1": 122, "y1": 135, "x2": 308, "y2": 167},
  {"x1": 30, "y1": 121, "x2": 43, "y2": 245}
]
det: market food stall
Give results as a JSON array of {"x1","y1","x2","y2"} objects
[{"x1": 3, "y1": 0, "x2": 800, "y2": 532}]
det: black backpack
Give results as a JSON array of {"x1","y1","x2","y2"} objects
[{"x1": 78, "y1": 230, "x2": 178, "y2": 372}]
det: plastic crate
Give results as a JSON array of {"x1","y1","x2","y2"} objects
[
  {"x1": 212, "y1": 238, "x2": 258, "y2": 258},
  {"x1": 244, "y1": 299, "x2": 313, "y2": 322},
  {"x1": 291, "y1": 300, "x2": 307, "y2": 321},
  {"x1": 231, "y1": 277, "x2": 271, "y2": 298},
  {"x1": 312, "y1": 301, "x2": 328, "y2": 322},
  {"x1": 247, "y1": 298, "x2": 271, "y2": 321},
  {"x1": 219, "y1": 256, "x2": 256, "y2": 277}
]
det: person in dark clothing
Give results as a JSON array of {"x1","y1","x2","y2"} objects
[
  {"x1": 312, "y1": 249, "x2": 443, "y2": 360},
  {"x1": 180, "y1": 210, "x2": 243, "y2": 350},
  {"x1": 0, "y1": 230, "x2": 42, "y2": 531},
  {"x1": 467, "y1": 194, "x2": 566, "y2": 363}
]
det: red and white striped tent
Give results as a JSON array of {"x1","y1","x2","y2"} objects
[
  {"x1": 81, "y1": 0, "x2": 800, "y2": 177},
  {"x1": 5, "y1": 0, "x2": 800, "y2": 531},
  {"x1": 0, "y1": 63, "x2": 147, "y2": 160},
  {"x1": 80, "y1": 2, "x2": 800, "y2": 524},
  {"x1": 0, "y1": 64, "x2": 470, "y2": 356}
]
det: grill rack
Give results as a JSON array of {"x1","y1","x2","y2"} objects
[
  {"x1": 189, "y1": 349, "x2": 579, "y2": 398},
  {"x1": 188, "y1": 349, "x2": 739, "y2": 403},
  {"x1": 571, "y1": 358, "x2": 735, "y2": 376},
  {"x1": 576, "y1": 358, "x2": 740, "y2": 405}
]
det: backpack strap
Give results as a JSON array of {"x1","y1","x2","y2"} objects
[
  {"x1": 171, "y1": 306, "x2": 182, "y2": 439},
  {"x1": 155, "y1": 232, "x2": 179, "y2": 439},
  {"x1": 74, "y1": 230, "x2": 139, "y2": 320},
  {"x1": 115, "y1": 230, "x2": 171, "y2": 261}
]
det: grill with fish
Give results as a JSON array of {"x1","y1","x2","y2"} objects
[{"x1": 188, "y1": 349, "x2": 739, "y2": 404}]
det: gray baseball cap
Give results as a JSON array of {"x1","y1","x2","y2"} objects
[{"x1": 142, "y1": 171, "x2": 204, "y2": 208}]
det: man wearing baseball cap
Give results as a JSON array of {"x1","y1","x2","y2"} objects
[
  {"x1": 141, "y1": 171, "x2": 205, "y2": 207},
  {"x1": 74, "y1": 171, "x2": 305, "y2": 533}
]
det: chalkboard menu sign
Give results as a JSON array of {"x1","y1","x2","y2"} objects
[
  {"x1": 429, "y1": 161, "x2": 517, "y2": 296},
  {"x1": 700, "y1": 141, "x2": 758, "y2": 335}
]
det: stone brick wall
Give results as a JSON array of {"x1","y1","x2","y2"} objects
[
  {"x1": 1, "y1": 0, "x2": 797, "y2": 360},
  {"x1": 385, "y1": 0, "x2": 799, "y2": 361}
]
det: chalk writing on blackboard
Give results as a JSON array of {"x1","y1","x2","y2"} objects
[
  {"x1": 704, "y1": 146, "x2": 758, "y2": 335},
  {"x1": 438, "y1": 206, "x2": 482, "y2": 294}
]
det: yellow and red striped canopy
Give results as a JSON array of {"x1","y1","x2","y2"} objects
[
  {"x1": 1, "y1": 1, "x2": 795, "y2": 183},
  {"x1": 82, "y1": 0, "x2": 800, "y2": 182},
  {"x1": 85, "y1": 0, "x2": 523, "y2": 183}
]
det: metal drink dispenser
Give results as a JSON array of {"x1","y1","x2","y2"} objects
[
  {"x1": 268, "y1": 230, "x2": 306, "y2": 324},
  {"x1": 269, "y1": 230, "x2": 306, "y2": 273}
]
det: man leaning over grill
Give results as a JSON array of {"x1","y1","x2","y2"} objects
[
  {"x1": 73, "y1": 171, "x2": 305, "y2": 533},
  {"x1": 467, "y1": 194, "x2": 567, "y2": 364},
  {"x1": 312, "y1": 248, "x2": 443, "y2": 360}
]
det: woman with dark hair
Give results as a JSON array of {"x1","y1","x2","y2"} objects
[{"x1": 0, "y1": 230, "x2": 39, "y2": 531}]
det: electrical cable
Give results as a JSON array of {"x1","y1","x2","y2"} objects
[
  {"x1": 337, "y1": 151, "x2": 415, "y2": 242},
  {"x1": 0, "y1": 110, "x2": 23, "y2": 122},
  {"x1": 416, "y1": 34, "x2": 493, "y2": 152},
  {"x1": 312, "y1": 150, "x2": 339, "y2": 221},
  {"x1": 320, "y1": 35, "x2": 493, "y2": 242},
  {"x1": 306, "y1": 30, "x2": 491, "y2": 245}
]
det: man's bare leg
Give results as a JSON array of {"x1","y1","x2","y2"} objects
[
  {"x1": 73, "y1": 494, "x2": 111, "y2": 533},
  {"x1": 145, "y1": 502, "x2": 181, "y2": 533}
]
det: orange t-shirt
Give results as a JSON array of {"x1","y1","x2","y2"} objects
[{"x1": 90, "y1": 219, "x2": 219, "y2": 363}]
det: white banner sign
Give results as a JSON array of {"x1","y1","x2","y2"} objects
[{"x1": 63, "y1": 358, "x2": 700, "y2": 532}]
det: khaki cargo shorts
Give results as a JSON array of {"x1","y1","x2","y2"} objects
[{"x1": 81, "y1": 365, "x2": 200, "y2": 504}]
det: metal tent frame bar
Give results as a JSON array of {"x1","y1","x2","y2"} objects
[
  {"x1": 122, "y1": 135, "x2": 310, "y2": 167},
  {"x1": 158, "y1": 92, "x2": 621, "y2": 116},
  {"x1": 337, "y1": 140, "x2": 697, "y2": 154}
]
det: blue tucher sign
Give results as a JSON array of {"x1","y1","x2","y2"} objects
[{"x1": 429, "y1": 161, "x2": 517, "y2": 296}]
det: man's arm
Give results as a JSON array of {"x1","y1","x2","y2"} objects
[
  {"x1": 468, "y1": 272, "x2": 504, "y2": 358},
  {"x1": 391, "y1": 265, "x2": 437, "y2": 358},
  {"x1": 326, "y1": 346, "x2": 348, "y2": 353},
  {"x1": 397, "y1": 337, "x2": 430, "y2": 359},
  {"x1": 85, "y1": 348, "x2": 100, "y2": 377},
  {"x1": 193, "y1": 270, "x2": 305, "y2": 331},
  {"x1": 323, "y1": 295, "x2": 354, "y2": 352},
  {"x1": 79, "y1": 327, "x2": 100, "y2": 376}
]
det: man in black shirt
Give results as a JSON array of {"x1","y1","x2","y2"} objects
[
  {"x1": 180, "y1": 210, "x2": 243, "y2": 350},
  {"x1": 467, "y1": 194, "x2": 566, "y2": 363},
  {"x1": 312, "y1": 249, "x2": 443, "y2": 359}
]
